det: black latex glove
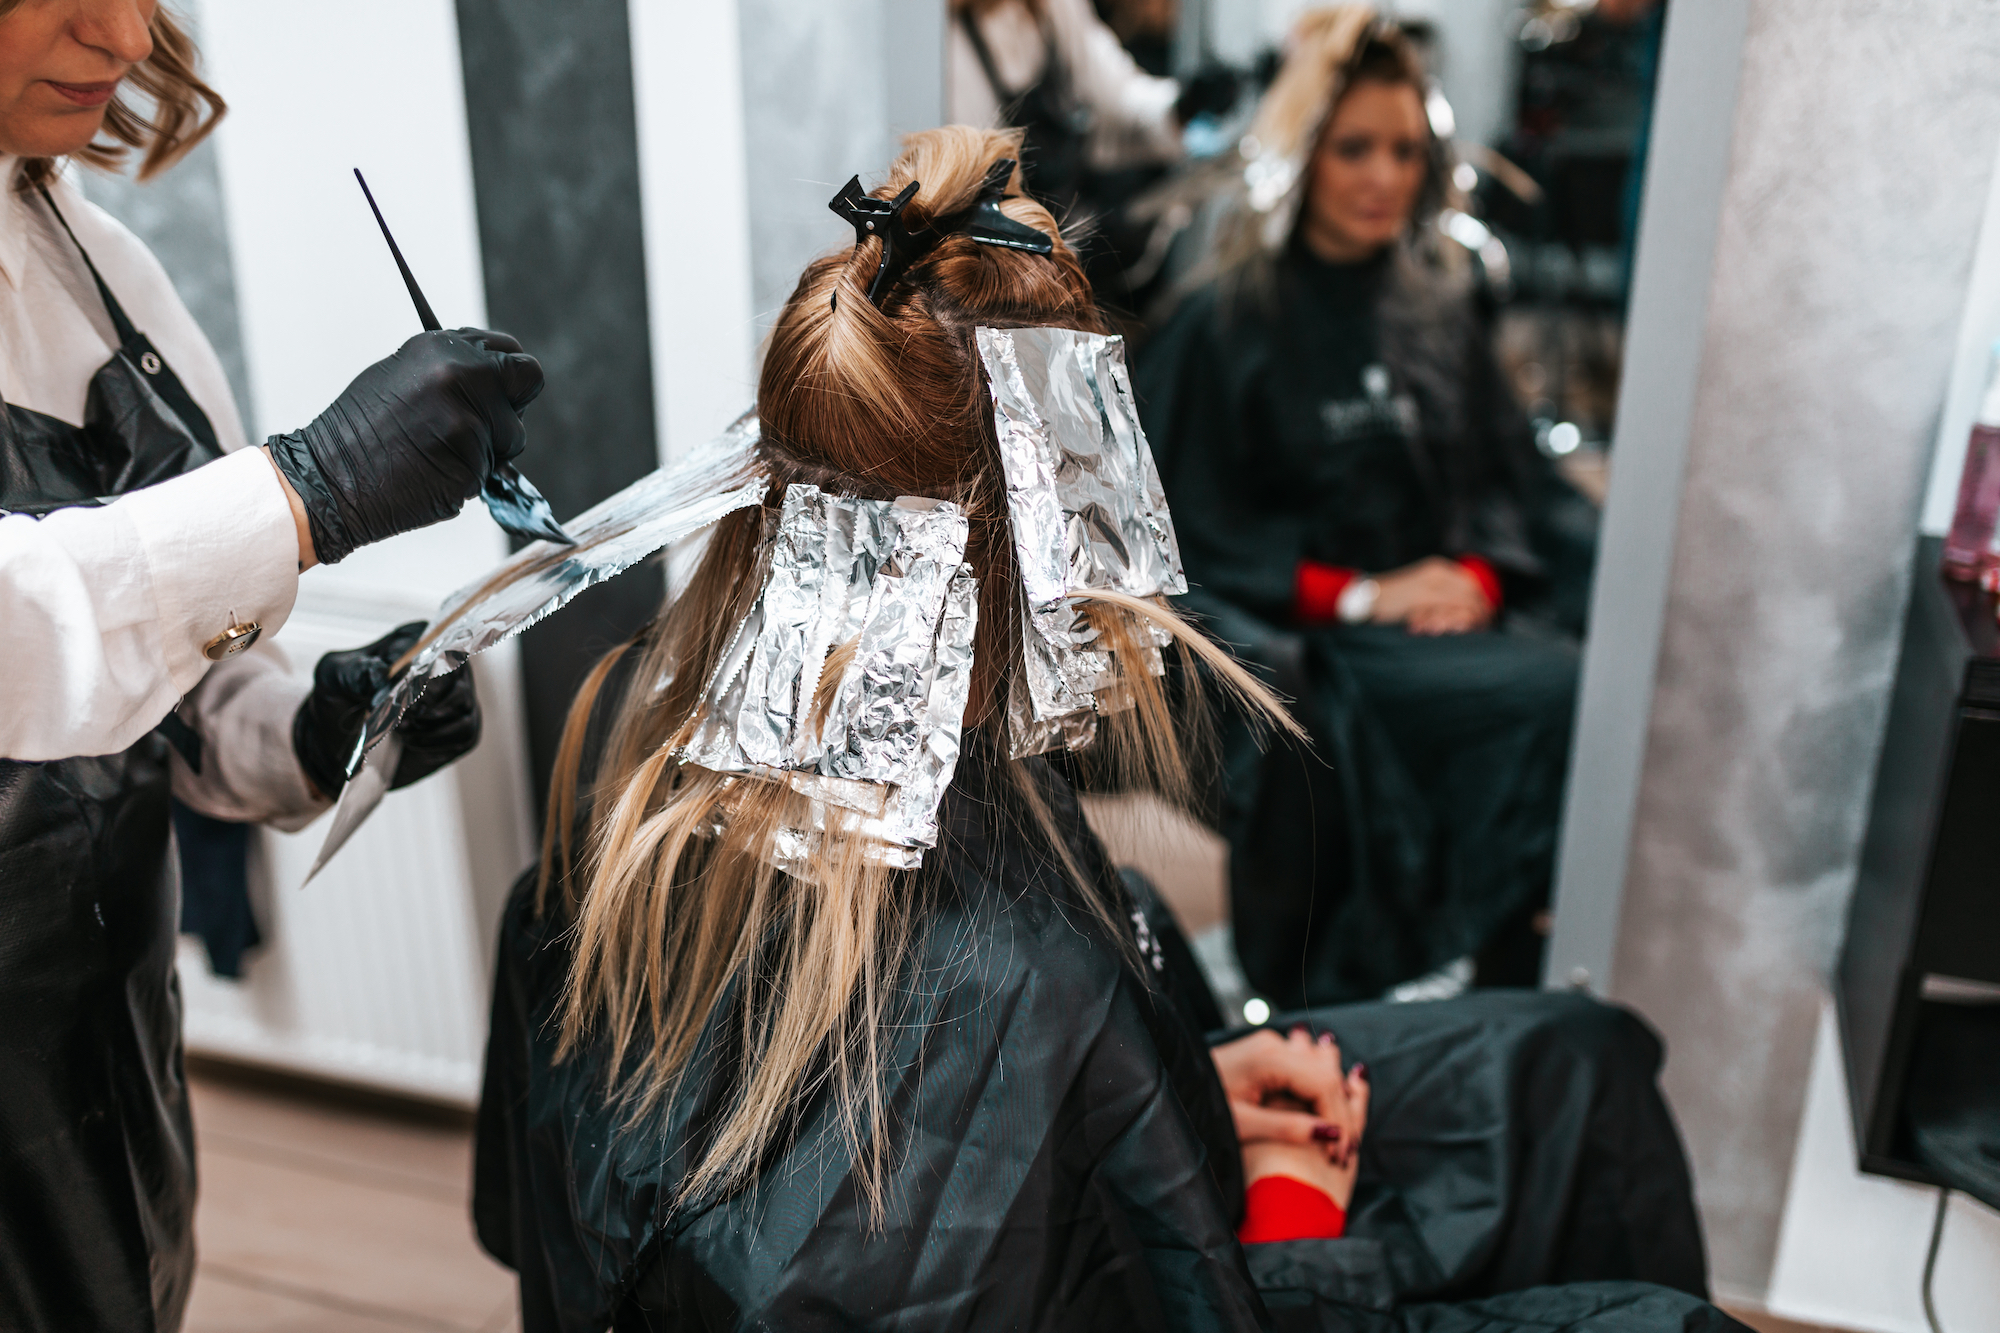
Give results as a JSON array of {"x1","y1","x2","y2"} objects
[
  {"x1": 1175, "y1": 65, "x2": 1241, "y2": 124},
  {"x1": 292, "y1": 621, "x2": 482, "y2": 799},
  {"x1": 268, "y1": 328, "x2": 544, "y2": 565}
]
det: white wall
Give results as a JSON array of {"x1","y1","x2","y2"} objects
[
  {"x1": 200, "y1": 0, "x2": 506, "y2": 603},
  {"x1": 629, "y1": 0, "x2": 759, "y2": 463}
]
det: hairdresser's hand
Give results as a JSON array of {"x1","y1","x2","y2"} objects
[
  {"x1": 1175, "y1": 64, "x2": 1241, "y2": 125},
  {"x1": 1211, "y1": 1025, "x2": 1370, "y2": 1169},
  {"x1": 1370, "y1": 556, "x2": 1494, "y2": 636},
  {"x1": 292, "y1": 621, "x2": 482, "y2": 800},
  {"x1": 266, "y1": 327, "x2": 544, "y2": 565}
]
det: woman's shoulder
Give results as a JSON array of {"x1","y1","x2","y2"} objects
[
  {"x1": 42, "y1": 173, "x2": 249, "y2": 451},
  {"x1": 42, "y1": 175, "x2": 170, "y2": 292}
]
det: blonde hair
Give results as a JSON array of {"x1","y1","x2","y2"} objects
[
  {"x1": 7, "y1": 4, "x2": 226, "y2": 190},
  {"x1": 1226, "y1": 8, "x2": 1443, "y2": 271},
  {"x1": 1132, "y1": 6, "x2": 1451, "y2": 307},
  {"x1": 542, "y1": 126, "x2": 1298, "y2": 1215}
]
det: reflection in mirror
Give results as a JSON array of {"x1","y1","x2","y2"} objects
[{"x1": 949, "y1": 0, "x2": 1665, "y2": 1018}]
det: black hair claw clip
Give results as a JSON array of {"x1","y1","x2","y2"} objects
[
  {"x1": 830, "y1": 176, "x2": 929, "y2": 306},
  {"x1": 827, "y1": 159, "x2": 1054, "y2": 309},
  {"x1": 955, "y1": 159, "x2": 1055, "y2": 255}
]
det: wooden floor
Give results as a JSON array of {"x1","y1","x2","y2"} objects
[{"x1": 183, "y1": 1062, "x2": 517, "y2": 1333}]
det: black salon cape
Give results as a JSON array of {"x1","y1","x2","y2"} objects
[
  {"x1": 474, "y1": 745, "x2": 1734, "y2": 1331},
  {"x1": 1135, "y1": 251, "x2": 1599, "y2": 1002}
]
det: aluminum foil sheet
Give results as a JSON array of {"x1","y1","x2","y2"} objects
[
  {"x1": 683, "y1": 484, "x2": 978, "y2": 871},
  {"x1": 310, "y1": 412, "x2": 767, "y2": 879},
  {"x1": 975, "y1": 325, "x2": 1186, "y2": 756},
  {"x1": 354, "y1": 412, "x2": 766, "y2": 766}
]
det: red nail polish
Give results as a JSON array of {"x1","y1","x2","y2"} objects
[
  {"x1": 1317, "y1": 1032, "x2": 1335, "y2": 1046},
  {"x1": 1311, "y1": 1124, "x2": 1341, "y2": 1143},
  {"x1": 1291, "y1": 1024, "x2": 1309, "y2": 1037},
  {"x1": 1353, "y1": 1063, "x2": 1368, "y2": 1080}
]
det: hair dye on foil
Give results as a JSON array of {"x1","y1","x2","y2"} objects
[
  {"x1": 308, "y1": 413, "x2": 766, "y2": 879},
  {"x1": 683, "y1": 484, "x2": 978, "y2": 872},
  {"x1": 975, "y1": 325, "x2": 1185, "y2": 757}
]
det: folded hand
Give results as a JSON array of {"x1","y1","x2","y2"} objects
[{"x1": 1370, "y1": 556, "x2": 1494, "y2": 635}]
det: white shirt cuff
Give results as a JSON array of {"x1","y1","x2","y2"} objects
[{"x1": 117, "y1": 447, "x2": 300, "y2": 696}]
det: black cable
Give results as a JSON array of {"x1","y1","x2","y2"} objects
[{"x1": 1921, "y1": 1186, "x2": 1949, "y2": 1333}]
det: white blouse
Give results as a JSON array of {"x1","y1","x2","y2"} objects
[
  {"x1": 0, "y1": 160, "x2": 321, "y2": 825},
  {"x1": 947, "y1": 0, "x2": 1183, "y2": 171}
]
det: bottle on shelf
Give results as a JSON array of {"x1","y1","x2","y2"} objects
[{"x1": 1943, "y1": 341, "x2": 2000, "y2": 580}]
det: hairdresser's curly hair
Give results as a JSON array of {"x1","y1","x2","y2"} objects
[{"x1": 10, "y1": 4, "x2": 225, "y2": 190}]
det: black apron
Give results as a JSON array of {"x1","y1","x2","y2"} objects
[
  {"x1": 0, "y1": 187, "x2": 227, "y2": 1333},
  {"x1": 958, "y1": 8, "x2": 1091, "y2": 211}
]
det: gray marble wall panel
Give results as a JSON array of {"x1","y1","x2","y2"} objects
[
  {"x1": 737, "y1": 0, "x2": 943, "y2": 336},
  {"x1": 81, "y1": 137, "x2": 257, "y2": 439},
  {"x1": 739, "y1": 0, "x2": 894, "y2": 333},
  {"x1": 455, "y1": 0, "x2": 660, "y2": 808},
  {"x1": 1609, "y1": 0, "x2": 2000, "y2": 1297},
  {"x1": 455, "y1": 0, "x2": 656, "y2": 514}
]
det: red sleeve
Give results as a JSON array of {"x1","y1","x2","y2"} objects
[
  {"x1": 1456, "y1": 555, "x2": 1503, "y2": 611},
  {"x1": 1294, "y1": 560, "x2": 1357, "y2": 625},
  {"x1": 1237, "y1": 1174, "x2": 1347, "y2": 1244}
]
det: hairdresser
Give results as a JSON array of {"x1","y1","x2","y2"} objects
[
  {"x1": 949, "y1": 0, "x2": 1238, "y2": 308},
  {"x1": 0, "y1": 4, "x2": 541, "y2": 1331}
]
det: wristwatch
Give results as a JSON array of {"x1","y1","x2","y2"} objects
[{"x1": 1336, "y1": 577, "x2": 1380, "y2": 625}]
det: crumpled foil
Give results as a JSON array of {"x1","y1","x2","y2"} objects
[
  {"x1": 309, "y1": 412, "x2": 766, "y2": 880},
  {"x1": 976, "y1": 326, "x2": 1185, "y2": 756},
  {"x1": 683, "y1": 483, "x2": 978, "y2": 871},
  {"x1": 353, "y1": 412, "x2": 766, "y2": 767}
]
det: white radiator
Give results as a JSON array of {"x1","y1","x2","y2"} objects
[{"x1": 176, "y1": 554, "x2": 537, "y2": 1108}]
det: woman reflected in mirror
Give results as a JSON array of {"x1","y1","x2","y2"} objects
[{"x1": 1136, "y1": 6, "x2": 1601, "y2": 1002}]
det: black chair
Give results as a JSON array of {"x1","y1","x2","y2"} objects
[{"x1": 1174, "y1": 589, "x2": 1349, "y2": 1009}]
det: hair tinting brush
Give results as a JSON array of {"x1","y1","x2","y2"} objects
[
  {"x1": 355, "y1": 168, "x2": 441, "y2": 331},
  {"x1": 353, "y1": 169, "x2": 572, "y2": 546}
]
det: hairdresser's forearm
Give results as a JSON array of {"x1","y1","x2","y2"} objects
[
  {"x1": 0, "y1": 450, "x2": 301, "y2": 759},
  {"x1": 264, "y1": 445, "x2": 319, "y2": 570}
]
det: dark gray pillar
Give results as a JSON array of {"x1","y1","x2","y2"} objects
[{"x1": 455, "y1": 0, "x2": 659, "y2": 815}]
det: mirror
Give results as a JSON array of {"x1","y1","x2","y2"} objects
[{"x1": 946, "y1": 0, "x2": 1666, "y2": 1015}]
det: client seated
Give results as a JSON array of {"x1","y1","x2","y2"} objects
[
  {"x1": 1136, "y1": 8, "x2": 1600, "y2": 1002},
  {"x1": 471, "y1": 128, "x2": 1728, "y2": 1333}
]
